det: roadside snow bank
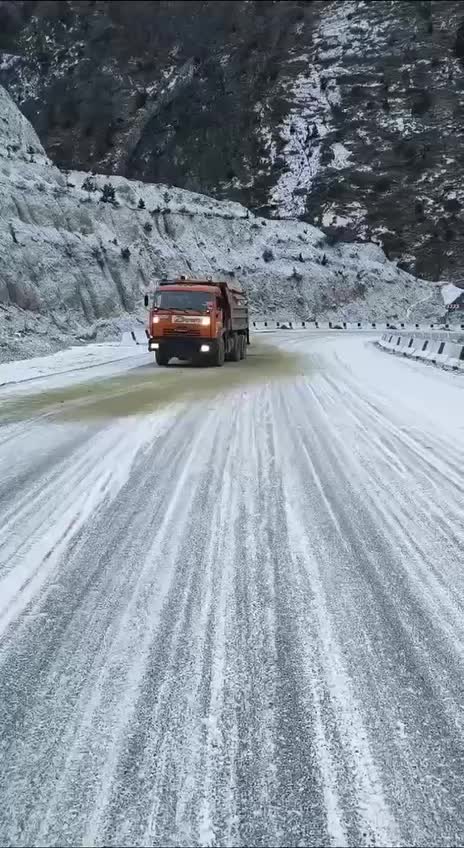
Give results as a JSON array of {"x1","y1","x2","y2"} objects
[
  {"x1": 0, "y1": 85, "x2": 443, "y2": 362},
  {"x1": 0, "y1": 342, "x2": 148, "y2": 392}
]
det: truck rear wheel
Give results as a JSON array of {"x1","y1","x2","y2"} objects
[
  {"x1": 240, "y1": 335, "x2": 247, "y2": 359},
  {"x1": 155, "y1": 349, "x2": 170, "y2": 366},
  {"x1": 213, "y1": 338, "x2": 225, "y2": 367},
  {"x1": 230, "y1": 334, "x2": 241, "y2": 362}
]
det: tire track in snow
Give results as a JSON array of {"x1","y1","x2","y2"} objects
[
  {"x1": 269, "y1": 337, "x2": 464, "y2": 845},
  {"x1": 0, "y1": 334, "x2": 464, "y2": 846}
]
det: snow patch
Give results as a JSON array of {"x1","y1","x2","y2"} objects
[
  {"x1": 263, "y1": 67, "x2": 341, "y2": 217},
  {"x1": 0, "y1": 53, "x2": 20, "y2": 72},
  {"x1": 441, "y1": 283, "x2": 464, "y2": 307},
  {"x1": 322, "y1": 202, "x2": 366, "y2": 229},
  {"x1": 331, "y1": 142, "x2": 352, "y2": 170}
]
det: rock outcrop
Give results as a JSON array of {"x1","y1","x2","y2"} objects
[
  {"x1": 2, "y1": 0, "x2": 464, "y2": 280},
  {"x1": 0, "y1": 85, "x2": 443, "y2": 362}
]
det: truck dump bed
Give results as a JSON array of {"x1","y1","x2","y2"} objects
[
  {"x1": 159, "y1": 277, "x2": 248, "y2": 333},
  {"x1": 227, "y1": 286, "x2": 248, "y2": 333}
]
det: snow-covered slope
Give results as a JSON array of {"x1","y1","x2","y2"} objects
[
  {"x1": 0, "y1": 85, "x2": 443, "y2": 362},
  {"x1": 2, "y1": 1, "x2": 464, "y2": 280}
]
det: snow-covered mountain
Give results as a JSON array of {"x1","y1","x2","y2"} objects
[
  {"x1": 2, "y1": 0, "x2": 464, "y2": 281},
  {"x1": 0, "y1": 84, "x2": 444, "y2": 362}
]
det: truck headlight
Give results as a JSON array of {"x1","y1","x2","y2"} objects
[
  {"x1": 201, "y1": 316, "x2": 211, "y2": 326},
  {"x1": 200, "y1": 344, "x2": 210, "y2": 352},
  {"x1": 153, "y1": 316, "x2": 160, "y2": 324}
]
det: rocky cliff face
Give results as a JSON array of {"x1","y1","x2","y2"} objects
[
  {"x1": 2, "y1": 0, "x2": 464, "y2": 281},
  {"x1": 0, "y1": 85, "x2": 443, "y2": 362}
]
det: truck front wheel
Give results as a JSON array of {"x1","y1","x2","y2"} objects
[
  {"x1": 155, "y1": 349, "x2": 170, "y2": 366},
  {"x1": 213, "y1": 338, "x2": 225, "y2": 367}
]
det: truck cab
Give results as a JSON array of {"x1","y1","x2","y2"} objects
[{"x1": 145, "y1": 277, "x2": 249, "y2": 367}]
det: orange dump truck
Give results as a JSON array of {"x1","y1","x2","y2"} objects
[{"x1": 144, "y1": 276, "x2": 250, "y2": 366}]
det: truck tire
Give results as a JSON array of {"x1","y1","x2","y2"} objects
[
  {"x1": 155, "y1": 349, "x2": 170, "y2": 366},
  {"x1": 230, "y1": 334, "x2": 241, "y2": 362},
  {"x1": 239, "y1": 335, "x2": 245, "y2": 360},
  {"x1": 214, "y1": 337, "x2": 225, "y2": 367},
  {"x1": 241, "y1": 335, "x2": 247, "y2": 359}
]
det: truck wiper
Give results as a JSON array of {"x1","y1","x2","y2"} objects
[{"x1": 167, "y1": 307, "x2": 204, "y2": 313}]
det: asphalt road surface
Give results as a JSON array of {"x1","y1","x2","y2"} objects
[{"x1": 0, "y1": 332, "x2": 463, "y2": 847}]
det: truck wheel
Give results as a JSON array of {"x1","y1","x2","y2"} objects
[
  {"x1": 241, "y1": 335, "x2": 247, "y2": 359},
  {"x1": 214, "y1": 338, "x2": 225, "y2": 367},
  {"x1": 231, "y1": 334, "x2": 241, "y2": 362},
  {"x1": 239, "y1": 335, "x2": 245, "y2": 360},
  {"x1": 155, "y1": 349, "x2": 170, "y2": 366}
]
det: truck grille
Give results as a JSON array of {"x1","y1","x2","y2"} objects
[{"x1": 164, "y1": 328, "x2": 201, "y2": 336}]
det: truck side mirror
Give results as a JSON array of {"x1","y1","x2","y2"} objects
[{"x1": 144, "y1": 294, "x2": 149, "y2": 307}]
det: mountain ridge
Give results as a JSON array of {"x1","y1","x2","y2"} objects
[
  {"x1": 2, "y1": 0, "x2": 464, "y2": 280},
  {"x1": 0, "y1": 84, "x2": 444, "y2": 362}
]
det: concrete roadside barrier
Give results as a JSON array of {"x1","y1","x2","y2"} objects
[
  {"x1": 121, "y1": 331, "x2": 136, "y2": 345},
  {"x1": 442, "y1": 341, "x2": 464, "y2": 369},
  {"x1": 132, "y1": 328, "x2": 149, "y2": 345},
  {"x1": 251, "y1": 318, "x2": 464, "y2": 332},
  {"x1": 378, "y1": 330, "x2": 464, "y2": 372},
  {"x1": 120, "y1": 328, "x2": 148, "y2": 346}
]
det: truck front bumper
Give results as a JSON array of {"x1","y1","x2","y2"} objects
[{"x1": 148, "y1": 336, "x2": 217, "y2": 358}]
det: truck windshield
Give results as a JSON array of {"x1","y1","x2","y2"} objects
[{"x1": 154, "y1": 290, "x2": 213, "y2": 311}]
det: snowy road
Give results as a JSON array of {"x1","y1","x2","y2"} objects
[{"x1": 1, "y1": 332, "x2": 464, "y2": 847}]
